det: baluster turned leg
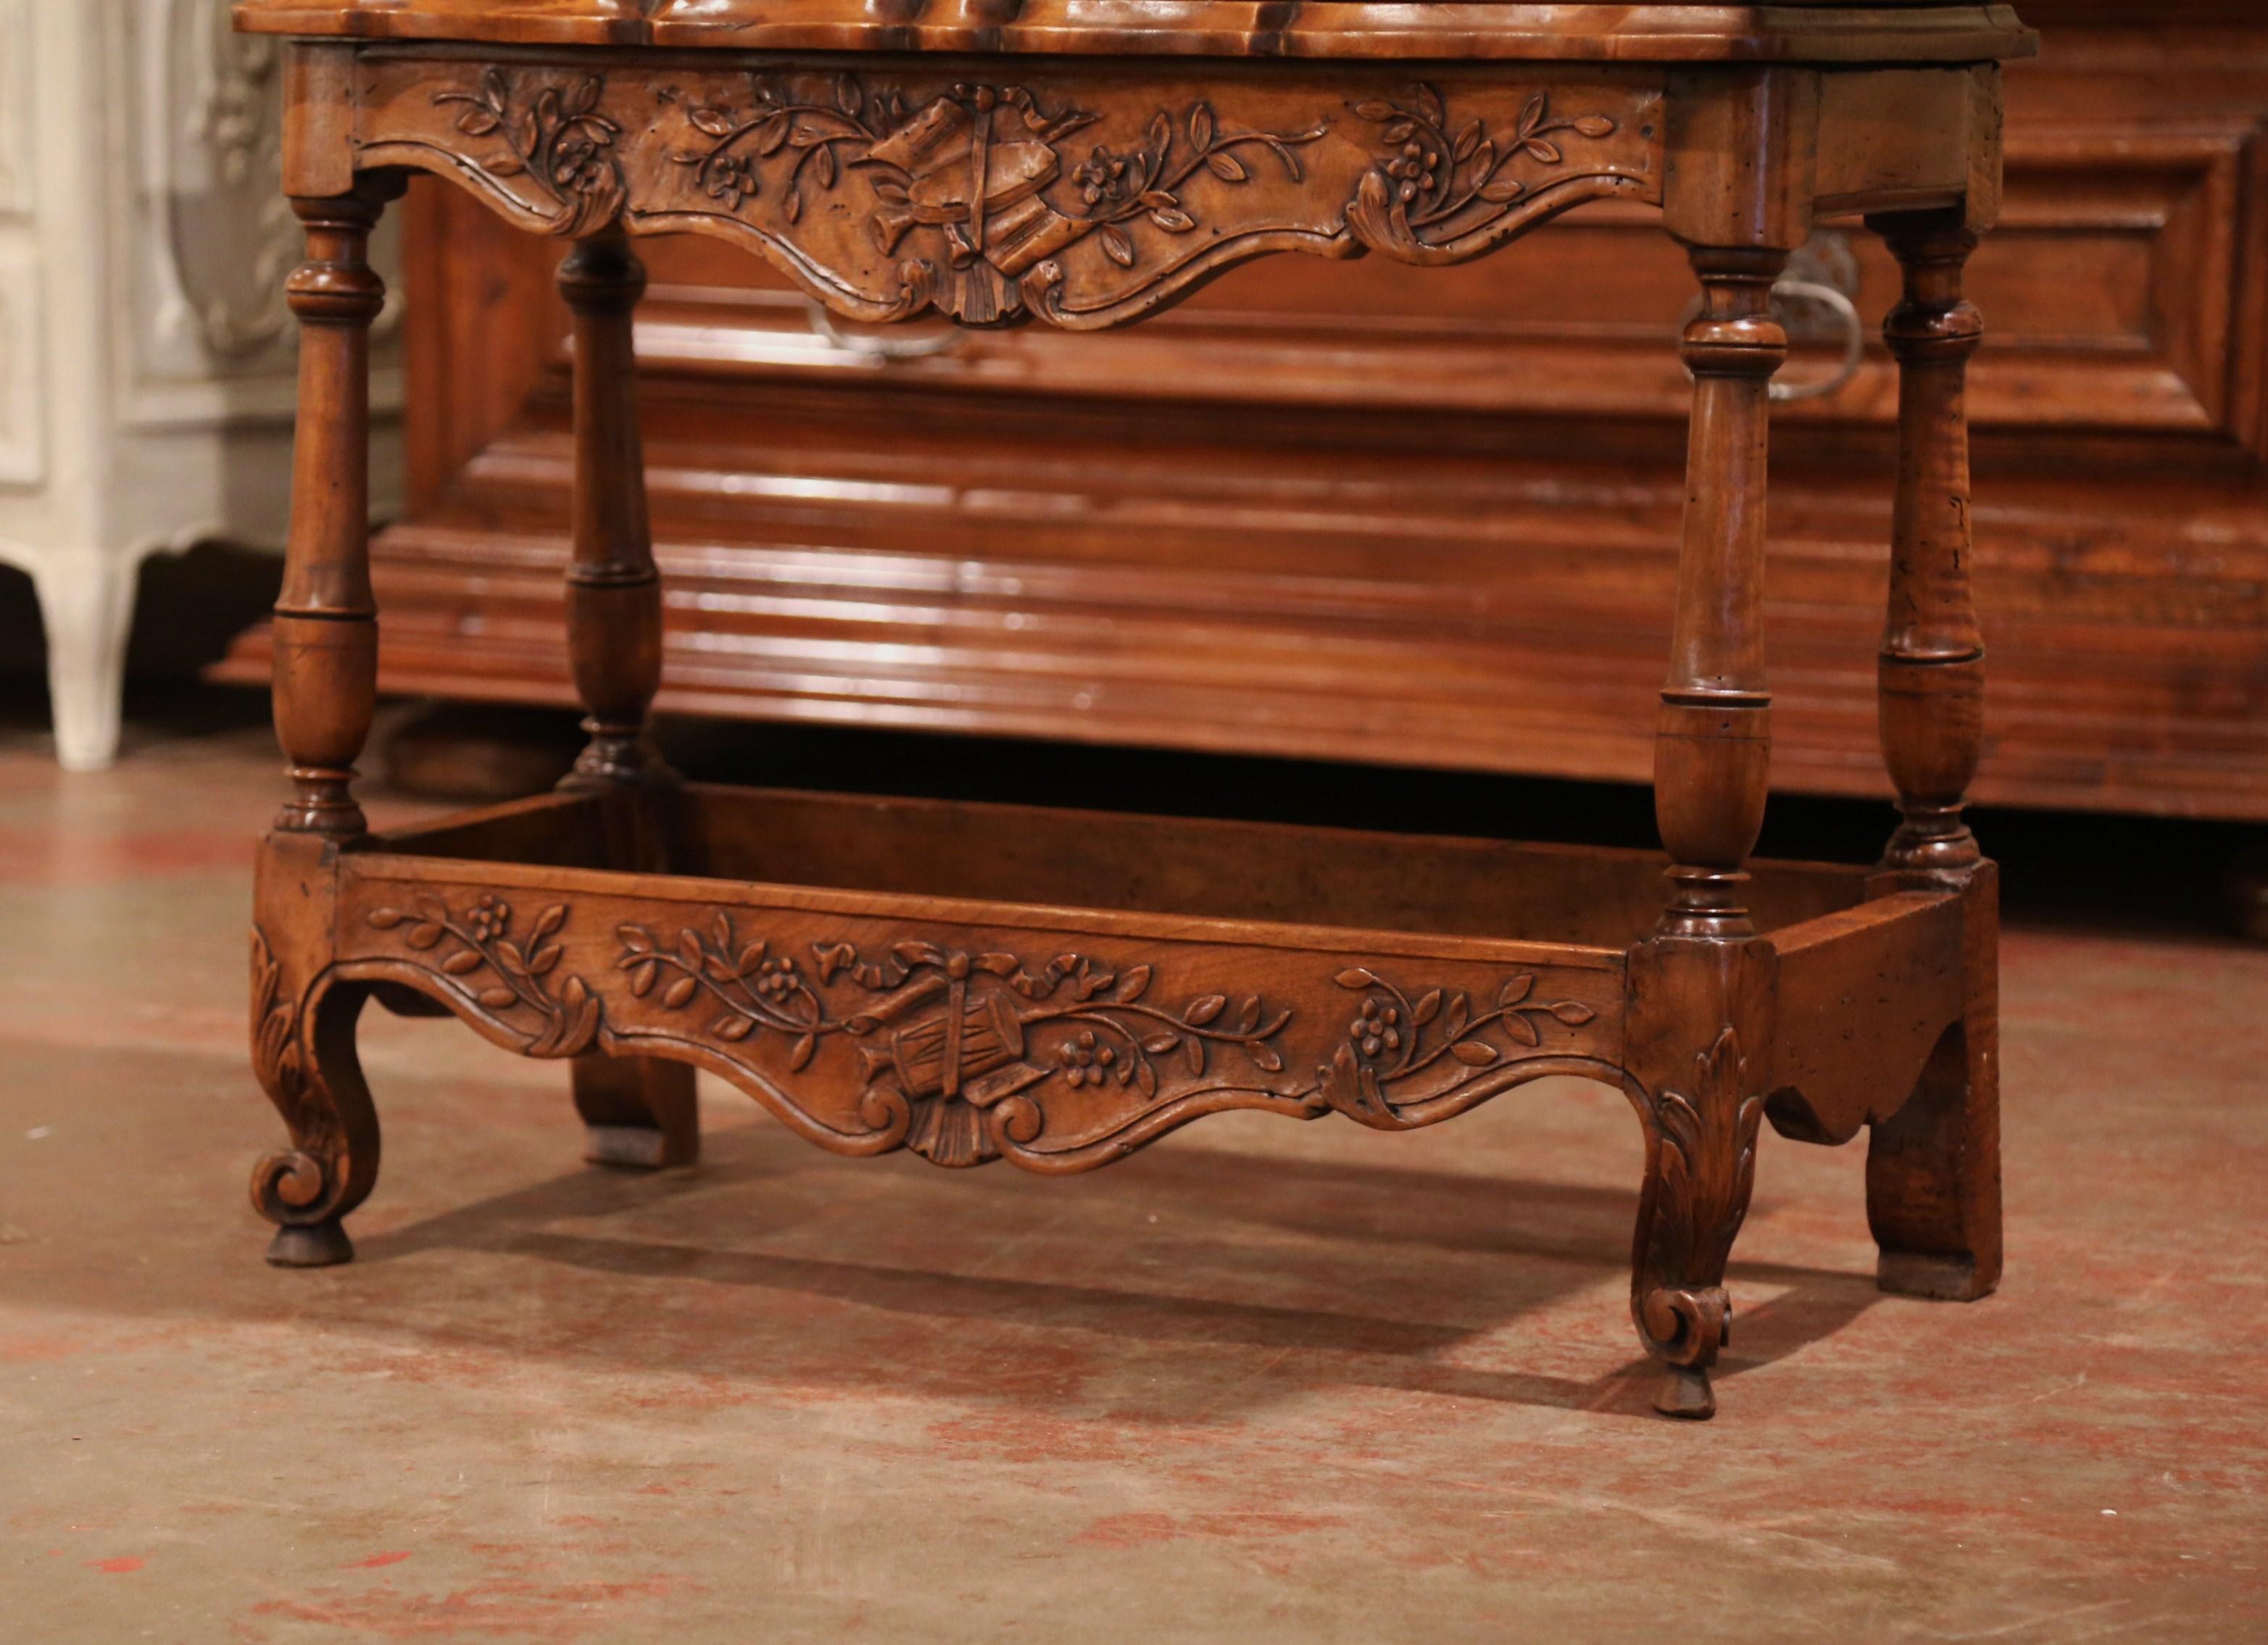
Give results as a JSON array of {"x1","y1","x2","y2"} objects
[
  {"x1": 1864, "y1": 209, "x2": 2002, "y2": 1303},
  {"x1": 252, "y1": 179, "x2": 399, "y2": 1267},
  {"x1": 554, "y1": 231, "x2": 699, "y2": 1170},
  {"x1": 1625, "y1": 247, "x2": 1789, "y2": 1418},
  {"x1": 1654, "y1": 248, "x2": 1787, "y2": 943},
  {"x1": 272, "y1": 188, "x2": 391, "y2": 841}
]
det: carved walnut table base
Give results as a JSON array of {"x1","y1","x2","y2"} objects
[{"x1": 236, "y1": 0, "x2": 2035, "y2": 1420}]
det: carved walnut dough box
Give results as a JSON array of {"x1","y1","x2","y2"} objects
[{"x1": 233, "y1": 0, "x2": 2034, "y2": 1419}]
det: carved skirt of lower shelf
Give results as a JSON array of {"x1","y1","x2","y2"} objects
[
  {"x1": 247, "y1": 785, "x2": 1978, "y2": 1415},
  {"x1": 254, "y1": 783, "x2": 1964, "y2": 1166}
]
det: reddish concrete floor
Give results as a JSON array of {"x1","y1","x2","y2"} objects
[{"x1": 2, "y1": 708, "x2": 2265, "y2": 1643}]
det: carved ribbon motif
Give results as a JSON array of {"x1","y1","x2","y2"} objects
[{"x1": 370, "y1": 59, "x2": 1658, "y2": 327}]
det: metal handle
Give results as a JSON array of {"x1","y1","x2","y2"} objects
[
  {"x1": 805, "y1": 300, "x2": 967, "y2": 362},
  {"x1": 1681, "y1": 277, "x2": 1866, "y2": 405},
  {"x1": 1765, "y1": 279, "x2": 1866, "y2": 404}
]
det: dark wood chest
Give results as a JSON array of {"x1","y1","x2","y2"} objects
[{"x1": 222, "y1": 0, "x2": 2268, "y2": 820}]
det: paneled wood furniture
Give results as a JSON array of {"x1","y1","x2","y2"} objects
[
  {"x1": 235, "y1": 0, "x2": 2031, "y2": 1419},
  {"x1": 220, "y1": 0, "x2": 2268, "y2": 825}
]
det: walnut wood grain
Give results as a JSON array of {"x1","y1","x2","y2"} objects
[
  {"x1": 240, "y1": 3, "x2": 2020, "y2": 1420},
  {"x1": 270, "y1": 178, "x2": 398, "y2": 838},
  {"x1": 236, "y1": 1, "x2": 2038, "y2": 64}
]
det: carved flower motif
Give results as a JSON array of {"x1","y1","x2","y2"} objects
[
  {"x1": 699, "y1": 153, "x2": 757, "y2": 207},
  {"x1": 1058, "y1": 1028, "x2": 1118, "y2": 1088},
  {"x1": 550, "y1": 120, "x2": 618, "y2": 197},
  {"x1": 1073, "y1": 147, "x2": 1140, "y2": 211},
  {"x1": 1350, "y1": 997, "x2": 1403, "y2": 1059},
  {"x1": 1387, "y1": 139, "x2": 1438, "y2": 204},
  {"x1": 754, "y1": 954, "x2": 799, "y2": 1002},
  {"x1": 465, "y1": 894, "x2": 512, "y2": 945}
]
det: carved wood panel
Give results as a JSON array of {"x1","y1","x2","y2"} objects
[
  {"x1": 331, "y1": 865, "x2": 1627, "y2": 1172},
  {"x1": 356, "y1": 52, "x2": 1664, "y2": 327}
]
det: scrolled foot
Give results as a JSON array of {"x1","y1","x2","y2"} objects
[
  {"x1": 1641, "y1": 1283, "x2": 1730, "y2": 1361},
  {"x1": 251, "y1": 1149, "x2": 357, "y2": 1266},
  {"x1": 1654, "y1": 1364, "x2": 1716, "y2": 1420},
  {"x1": 1638, "y1": 1284, "x2": 1730, "y2": 1420},
  {"x1": 265, "y1": 1218, "x2": 354, "y2": 1267}
]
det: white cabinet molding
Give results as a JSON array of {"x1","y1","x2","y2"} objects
[{"x1": 0, "y1": 0, "x2": 402, "y2": 770}]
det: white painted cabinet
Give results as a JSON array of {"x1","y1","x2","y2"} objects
[{"x1": 0, "y1": 0, "x2": 399, "y2": 769}]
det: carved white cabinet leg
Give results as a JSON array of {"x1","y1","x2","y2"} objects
[{"x1": 0, "y1": 0, "x2": 399, "y2": 770}]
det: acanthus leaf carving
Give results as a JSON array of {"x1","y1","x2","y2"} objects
[{"x1": 1634, "y1": 1025, "x2": 1766, "y2": 1373}]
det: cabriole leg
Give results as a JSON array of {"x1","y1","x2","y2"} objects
[
  {"x1": 554, "y1": 231, "x2": 699, "y2": 1170},
  {"x1": 252, "y1": 179, "x2": 396, "y2": 1265},
  {"x1": 1865, "y1": 209, "x2": 2002, "y2": 1302}
]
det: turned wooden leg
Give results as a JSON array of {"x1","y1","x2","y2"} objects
[
  {"x1": 1864, "y1": 209, "x2": 2002, "y2": 1302},
  {"x1": 252, "y1": 181, "x2": 397, "y2": 1263},
  {"x1": 554, "y1": 230, "x2": 700, "y2": 1169},
  {"x1": 1655, "y1": 247, "x2": 1787, "y2": 942},
  {"x1": 1621, "y1": 246, "x2": 1789, "y2": 1418},
  {"x1": 270, "y1": 183, "x2": 392, "y2": 840}
]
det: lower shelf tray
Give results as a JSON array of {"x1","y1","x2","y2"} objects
[{"x1": 262, "y1": 783, "x2": 1961, "y2": 1173}]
